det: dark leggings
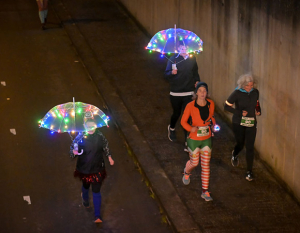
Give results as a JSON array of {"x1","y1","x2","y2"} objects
[
  {"x1": 232, "y1": 123, "x2": 257, "y2": 171},
  {"x1": 82, "y1": 180, "x2": 102, "y2": 193},
  {"x1": 170, "y1": 95, "x2": 193, "y2": 129}
]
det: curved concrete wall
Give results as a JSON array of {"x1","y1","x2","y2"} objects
[{"x1": 118, "y1": 0, "x2": 300, "y2": 201}]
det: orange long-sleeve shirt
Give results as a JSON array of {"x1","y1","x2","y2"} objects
[{"x1": 181, "y1": 99, "x2": 216, "y2": 140}]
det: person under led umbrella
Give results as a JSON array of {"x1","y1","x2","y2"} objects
[
  {"x1": 165, "y1": 40, "x2": 200, "y2": 146},
  {"x1": 72, "y1": 117, "x2": 114, "y2": 223}
]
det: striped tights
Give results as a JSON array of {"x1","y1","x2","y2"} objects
[{"x1": 185, "y1": 146, "x2": 211, "y2": 190}]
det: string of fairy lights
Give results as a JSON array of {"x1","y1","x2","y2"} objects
[
  {"x1": 39, "y1": 102, "x2": 110, "y2": 134},
  {"x1": 145, "y1": 28, "x2": 203, "y2": 58}
]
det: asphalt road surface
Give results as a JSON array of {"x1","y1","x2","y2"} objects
[{"x1": 0, "y1": 1, "x2": 172, "y2": 232}]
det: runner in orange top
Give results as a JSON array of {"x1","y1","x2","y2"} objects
[{"x1": 181, "y1": 82, "x2": 217, "y2": 201}]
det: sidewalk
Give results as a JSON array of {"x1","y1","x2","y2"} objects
[{"x1": 51, "y1": 0, "x2": 300, "y2": 232}]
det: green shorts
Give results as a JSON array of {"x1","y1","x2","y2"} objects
[{"x1": 187, "y1": 137, "x2": 212, "y2": 151}]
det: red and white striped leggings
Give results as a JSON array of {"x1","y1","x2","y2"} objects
[{"x1": 185, "y1": 146, "x2": 212, "y2": 190}]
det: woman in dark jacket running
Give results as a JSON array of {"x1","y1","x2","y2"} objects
[
  {"x1": 224, "y1": 74, "x2": 261, "y2": 181},
  {"x1": 72, "y1": 118, "x2": 114, "y2": 223}
]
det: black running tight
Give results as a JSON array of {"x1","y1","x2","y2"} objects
[
  {"x1": 232, "y1": 123, "x2": 257, "y2": 171},
  {"x1": 82, "y1": 181, "x2": 102, "y2": 193},
  {"x1": 170, "y1": 95, "x2": 193, "y2": 129}
]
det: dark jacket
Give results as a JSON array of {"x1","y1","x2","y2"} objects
[
  {"x1": 76, "y1": 129, "x2": 110, "y2": 174},
  {"x1": 164, "y1": 54, "x2": 200, "y2": 93},
  {"x1": 224, "y1": 88, "x2": 261, "y2": 125}
]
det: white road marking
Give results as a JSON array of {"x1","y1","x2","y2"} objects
[
  {"x1": 23, "y1": 196, "x2": 31, "y2": 205},
  {"x1": 10, "y1": 129, "x2": 16, "y2": 135}
]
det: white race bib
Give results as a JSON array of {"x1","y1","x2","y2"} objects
[
  {"x1": 240, "y1": 117, "x2": 255, "y2": 127},
  {"x1": 197, "y1": 126, "x2": 209, "y2": 137}
]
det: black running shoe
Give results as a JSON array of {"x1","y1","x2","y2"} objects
[
  {"x1": 168, "y1": 125, "x2": 176, "y2": 142},
  {"x1": 231, "y1": 150, "x2": 239, "y2": 167},
  {"x1": 246, "y1": 171, "x2": 254, "y2": 181}
]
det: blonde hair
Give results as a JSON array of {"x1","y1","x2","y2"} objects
[{"x1": 237, "y1": 73, "x2": 254, "y2": 89}]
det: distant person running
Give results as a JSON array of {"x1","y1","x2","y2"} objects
[
  {"x1": 181, "y1": 82, "x2": 217, "y2": 201},
  {"x1": 164, "y1": 41, "x2": 200, "y2": 144},
  {"x1": 224, "y1": 74, "x2": 261, "y2": 181},
  {"x1": 36, "y1": 0, "x2": 49, "y2": 30},
  {"x1": 72, "y1": 118, "x2": 115, "y2": 223}
]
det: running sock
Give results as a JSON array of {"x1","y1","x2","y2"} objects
[{"x1": 39, "y1": 11, "x2": 45, "y2": 23}]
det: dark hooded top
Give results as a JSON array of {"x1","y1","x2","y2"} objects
[
  {"x1": 164, "y1": 54, "x2": 200, "y2": 93},
  {"x1": 75, "y1": 129, "x2": 111, "y2": 175},
  {"x1": 224, "y1": 88, "x2": 261, "y2": 125}
]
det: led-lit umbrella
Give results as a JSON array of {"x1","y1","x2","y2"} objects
[
  {"x1": 38, "y1": 98, "x2": 110, "y2": 134},
  {"x1": 145, "y1": 25, "x2": 203, "y2": 57}
]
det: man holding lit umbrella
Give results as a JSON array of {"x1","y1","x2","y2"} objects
[{"x1": 165, "y1": 40, "x2": 200, "y2": 144}]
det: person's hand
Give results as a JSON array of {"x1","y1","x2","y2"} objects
[
  {"x1": 172, "y1": 69, "x2": 177, "y2": 75},
  {"x1": 242, "y1": 110, "x2": 248, "y2": 117},
  {"x1": 190, "y1": 126, "x2": 197, "y2": 133},
  {"x1": 255, "y1": 111, "x2": 261, "y2": 116},
  {"x1": 109, "y1": 156, "x2": 114, "y2": 166},
  {"x1": 73, "y1": 149, "x2": 78, "y2": 155}
]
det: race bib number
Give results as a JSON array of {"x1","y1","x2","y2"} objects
[
  {"x1": 197, "y1": 126, "x2": 209, "y2": 137},
  {"x1": 240, "y1": 117, "x2": 255, "y2": 127}
]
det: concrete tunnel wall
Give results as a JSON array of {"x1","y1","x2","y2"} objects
[{"x1": 117, "y1": 0, "x2": 300, "y2": 201}]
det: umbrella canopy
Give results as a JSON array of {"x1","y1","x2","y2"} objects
[
  {"x1": 39, "y1": 101, "x2": 109, "y2": 133},
  {"x1": 146, "y1": 26, "x2": 203, "y2": 55}
]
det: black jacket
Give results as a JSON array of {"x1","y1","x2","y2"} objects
[
  {"x1": 224, "y1": 88, "x2": 261, "y2": 125},
  {"x1": 164, "y1": 54, "x2": 200, "y2": 93},
  {"x1": 76, "y1": 129, "x2": 110, "y2": 174}
]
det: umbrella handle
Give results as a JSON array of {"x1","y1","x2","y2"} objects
[{"x1": 78, "y1": 149, "x2": 84, "y2": 155}]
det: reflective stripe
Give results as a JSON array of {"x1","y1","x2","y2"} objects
[
  {"x1": 170, "y1": 91, "x2": 194, "y2": 96},
  {"x1": 225, "y1": 100, "x2": 233, "y2": 106}
]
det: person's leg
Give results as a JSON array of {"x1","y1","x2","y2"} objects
[
  {"x1": 185, "y1": 138, "x2": 201, "y2": 173},
  {"x1": 231, "y1": 123, "x2": 246, "y2": 166},
  {"x1": 245, "y1": 126, "x2": 257, "y2": 180},
  {"x1": 43, "y1": 0, "x2": 48, "y2": 23},
  {"x1": 199, "y1": 139, "x2": 213, "y2": 201},
  {"x1": 92, "y1": 182, "x2": 102, "y2": 222},
  {"x1": 168, "y1": 95, "x2": 183, "y2": 141},
  {"x1": 182, "y1": 138, "x2": 200, "y2": 185},
  {"x1": 200, "y1": 146, "x2": 212, "y2": 191},
  {"x1": 81, "y1": 181, "x2": 90, "y2": 207},
  {"x1": 232, "y1": 123, "x2": 246, "y2": 155},
  {"x1": 181, "y1": 95, "x2": 193, "y2": 139},
  {"x1": 169, "y1": 95, "x2": 184, "y2": 128}
]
